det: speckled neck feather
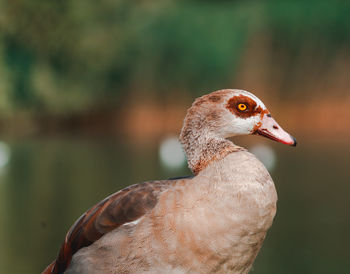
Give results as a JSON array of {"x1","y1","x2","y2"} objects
[{"x1": 180, "y1": 94, "x2": 243, "y2": 175}]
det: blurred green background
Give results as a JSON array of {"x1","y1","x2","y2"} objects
[{"x1": 0, "y1": 0, "x2": 349, "y2": 273}]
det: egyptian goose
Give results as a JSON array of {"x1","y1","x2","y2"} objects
[{"x1": 43, "y1": 89, "x2": 296, "y2": 274}]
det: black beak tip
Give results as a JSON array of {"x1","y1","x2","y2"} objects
[{"x1": 291, "y1": 135, "x2": 297, "y2": 147}]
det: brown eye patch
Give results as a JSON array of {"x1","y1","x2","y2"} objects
[{"x1": 226, "y1": 95, "x2": 263, "y2": 118}]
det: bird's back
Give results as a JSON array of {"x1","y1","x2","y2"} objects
[{"x1": 43, "y1": 180, "x2": 177, "y2": 274}]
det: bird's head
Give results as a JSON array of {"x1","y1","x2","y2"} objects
[{"x1": 183, "y1": 89, "x2": 297, "y2": 146}]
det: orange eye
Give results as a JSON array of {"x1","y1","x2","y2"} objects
[{"x1": 237, "y1": 103, "x2": 247, "y2": 111}]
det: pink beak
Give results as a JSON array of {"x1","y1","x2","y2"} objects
[{"x1": 254, "y1": 114, "x2": 297, "y2": 146}]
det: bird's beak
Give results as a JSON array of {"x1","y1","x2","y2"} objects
[{"x1": 254, "y1": 114, "x2": 297, "y2": 146}]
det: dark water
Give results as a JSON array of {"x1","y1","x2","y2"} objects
[{"x1": 0, "y1": 137, "x2": 349, "y2": 274}]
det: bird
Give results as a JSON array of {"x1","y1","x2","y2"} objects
[{"x1": 43, "y1": 89, "x2": 296, "y2": 274}]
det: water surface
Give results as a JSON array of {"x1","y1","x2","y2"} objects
[{"x1": 0, "y1": 137, "x2": 348, "y2": 273}]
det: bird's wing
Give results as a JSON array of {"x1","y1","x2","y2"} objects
[{"x1": 43, "y1": 179, "x2": 179, "y2": 274}]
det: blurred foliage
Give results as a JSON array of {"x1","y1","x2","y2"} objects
[{"x1": 0, "y1": 0, "x2": 349, "y2": 114}]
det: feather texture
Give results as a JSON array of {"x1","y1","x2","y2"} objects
[{"x1": 43, "y1": 181, "x2": 176, "y2": 273}]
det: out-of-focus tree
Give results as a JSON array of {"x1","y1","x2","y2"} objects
[{"x1": 0, "y1": 0, "x2": 349, "y2": 115}]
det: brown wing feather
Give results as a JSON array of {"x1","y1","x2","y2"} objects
[{"x1": 43, "y1": 180, "x2": 176, "y2": 274}]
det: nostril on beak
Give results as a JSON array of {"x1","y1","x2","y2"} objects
[{"x1": 273, "y1": 125, "x2": 278, "y2": 130}]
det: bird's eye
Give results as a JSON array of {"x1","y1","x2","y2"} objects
[{"x1": 237, "y1": 103, "x2": 247, "y2": 111}]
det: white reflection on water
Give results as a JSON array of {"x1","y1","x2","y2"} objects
[
  {"x1": 159, "y1": 136, "x2": 186, "y2": 169},
  {"x1": 249, "y1": 144, "x2": 276, "y2": 172},
  {"x1": 0, "y1": 141, "x2": 10, "y2": 171}
]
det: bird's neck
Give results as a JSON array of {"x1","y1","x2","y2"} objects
[{"x1": 180, "y1": 124, "x2": 242, "y2": 175}]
